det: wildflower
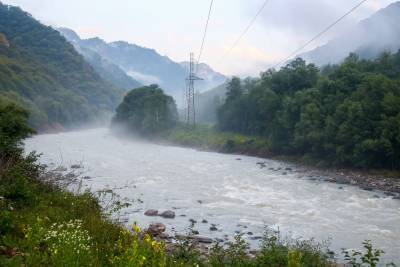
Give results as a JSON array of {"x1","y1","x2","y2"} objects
[{"x1": 133, "y1": 223, "x2": 141, "y2": 233}]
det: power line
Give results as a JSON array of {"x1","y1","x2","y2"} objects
[
  {"x1": 219, "y1": 0, "x2": 271, "y2": 62},
  {"x1": 196, "y1": 0, "x2": 214, "y2": 71},
  {"x1": 273, "y1": 0, "x2": 369, "y2": 69}
]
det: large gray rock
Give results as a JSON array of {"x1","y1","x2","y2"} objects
[
  {"x1": 160, "y1": 210, "x2": 175, "y2": 219},
  {"x1": 144, "y1": 209, "x2": 158, "y2": 216},
  {"x1": 147, "y1": 223, "x2": 166, "y2": 236}
]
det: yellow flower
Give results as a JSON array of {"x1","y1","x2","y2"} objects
[
  {"x1": 133, "y1": 224, "x2": 141, "y2": 233},
  {"x1": 144, "y1": 234, "x2": 151, "y2": 243}
]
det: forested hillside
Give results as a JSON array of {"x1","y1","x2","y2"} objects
[
  {"x1": 218, "y1": 52, "x2": 400, "y2": 169},
  {"x1": 0, "y1": 3, "x2": 123, "y2": 130}
]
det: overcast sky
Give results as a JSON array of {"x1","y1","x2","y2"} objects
[{"x1": 2, "y1": 0, "x2": 397, "y2": 76}]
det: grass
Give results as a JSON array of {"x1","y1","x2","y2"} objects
[{"x1": 164, "y1": 124, "x2": 272, "y2": 157}]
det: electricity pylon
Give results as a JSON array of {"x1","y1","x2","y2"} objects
[{"x1": 185, "y1": 52, "x2": 203, "y2": 128}]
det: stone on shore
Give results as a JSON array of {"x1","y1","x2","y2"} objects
[
  {"x1": 175, "y1": 234, "x2": 213, "y2": 244},
  {"x1": 195, "y1": 236, "x2": 213, "y2": 244},
  {"x1": 146, "y1": 223, "x2": 166, "y2": 236}
]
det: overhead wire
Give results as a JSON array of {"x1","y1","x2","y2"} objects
[
  {"x1": 219, "y1": 0, "x2": 271, "y2": 63},
  {"x1": 196, "y1": 0, "x2": 214, "y2": 72},
  {"x1": 272, "y1": 0, "x2": 369, "y2": 69}
]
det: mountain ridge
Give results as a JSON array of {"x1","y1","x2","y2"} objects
[
  {"x1": 59, "y1": 28, "x2": 227, "y2": 102},
  {"x1": 300, "y1": 1, "x2": 400, "y2": 66},
  {"x1": 58, "y1": 27, "x2": 142, "y2": 90}
]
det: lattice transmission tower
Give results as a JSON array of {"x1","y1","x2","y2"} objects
[{"x1": 185, "y1": 52, "x2": 203, "y2": 128}]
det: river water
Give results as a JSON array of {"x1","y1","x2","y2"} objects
[{"x1": 25, "y1": 128, "x2": 400, "y2": 263}]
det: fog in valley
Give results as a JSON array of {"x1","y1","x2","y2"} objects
[{"x1": 1, "y1": 0, "x2": 400, "y2": 266}]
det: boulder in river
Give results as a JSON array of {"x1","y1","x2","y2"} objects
[
  {"x1": 362, "y1": 186, "x2": 374, "y2": 191},
  {"x1": 146, "y1": 223, "x2": 166, "y2": 237},
  {"x1": 201, "y1": 219, "x2": 208, "y2": 223},
  {"x1": 384, "y1": 191, "x2": 396, "y2": 197},
  {"x1": 160, "y1": 210, "x2": 175, "y2": 219},
  {"x1": 210, "y1": 225, "x2": 218, "y2": 231},
  {"x1": 144, "y1": 209, "x2": 158, "y2": 216},
  {"x1": 256, "y1": 162, "x2": 267, "y2": 168},
  {"x1": 71, "y1": 164, "x2": 82, "y2": 169}
]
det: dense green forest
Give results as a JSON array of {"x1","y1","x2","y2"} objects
[
  {"x1": 0, "y1": 3, "x2": 123, "y2": 130},
  {"x1": 112, "y1": 85, "x2": 178, "y2": 135},
  {"x1": 217, "y1": 52, "x2": 400, "y2": 169}
]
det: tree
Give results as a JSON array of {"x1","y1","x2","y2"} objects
[
  {"x1": 216, "y1": 51, "x2": 400, "y2": 169},
  {"x1": 112, "y1": 85, "x2": 177, "y2": 135},
  {"x1": 0, "y1": 97, "x2": 34, "y2": 159}
]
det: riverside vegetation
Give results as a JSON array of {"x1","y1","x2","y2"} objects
[
  {"x1": 0, "y1": 79, "x2": 392, "y2": 267},
  {"x1": 163, "y1": 55, "x2": 400, "y2": 183},
  {"x1": 215, "y1": 53, "x2": 400, "y2": 170},
  {"x1": 117, "y1": 52, "x2": 400, "y2": 172}
]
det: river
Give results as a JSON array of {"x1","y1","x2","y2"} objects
[{"x1": 25, "y1": 128, "x2": 400, "y2": 263}]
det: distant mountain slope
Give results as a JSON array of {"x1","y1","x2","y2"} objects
[
  {"x1": 58, "y1": 28, "x2": 142, "y2": 90},
  {"x1": 301, "y1": 1, "x2": 400, "y2": 65},
  {"x1": 0, "y1": 3, "x2": 123, "y2": 130},
  {"x1": 180, "y1": 62, "x2": 226, "y2": 92},
  {"x1": 194, "y1": 82, "x2": 227, "y2": 123},
  {"x1": 59, "y1": 28, "x2": 226, "y2": 101}
]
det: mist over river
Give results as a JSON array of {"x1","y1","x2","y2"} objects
[{"x1": 25, "y1": 128, "x2": 400, "y2": 263}]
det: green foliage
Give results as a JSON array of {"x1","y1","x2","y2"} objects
[
  {"x1": 0, "y1": 96, "x2": 34, "y2": 158},
  {"x1": 217, "y1": 53, "x2": 400, "y2": 169},
  {"x1": 165, "y1": 124, "x2": 271, "y2": 156},
  {"x1": 343, "y1": 240, "x2": 386, "y2": 267},
  {"x1": 0, "y1": 3, "x2": 123, "y2": 129},
  {"x1": 112, "y1": 85, "x2": 178, "y2": 135}
]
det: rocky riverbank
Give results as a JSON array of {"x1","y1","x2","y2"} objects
[
  {"x1": 248, "y1": 158, "x2": 400, "y2": 198},
  {"x1": 162, "y1": 129, "x2": 400, "y2": 198}
]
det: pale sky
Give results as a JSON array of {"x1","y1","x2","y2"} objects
[{"x1": 2, "y1": 0, "x2": 398, "y2": 76}]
